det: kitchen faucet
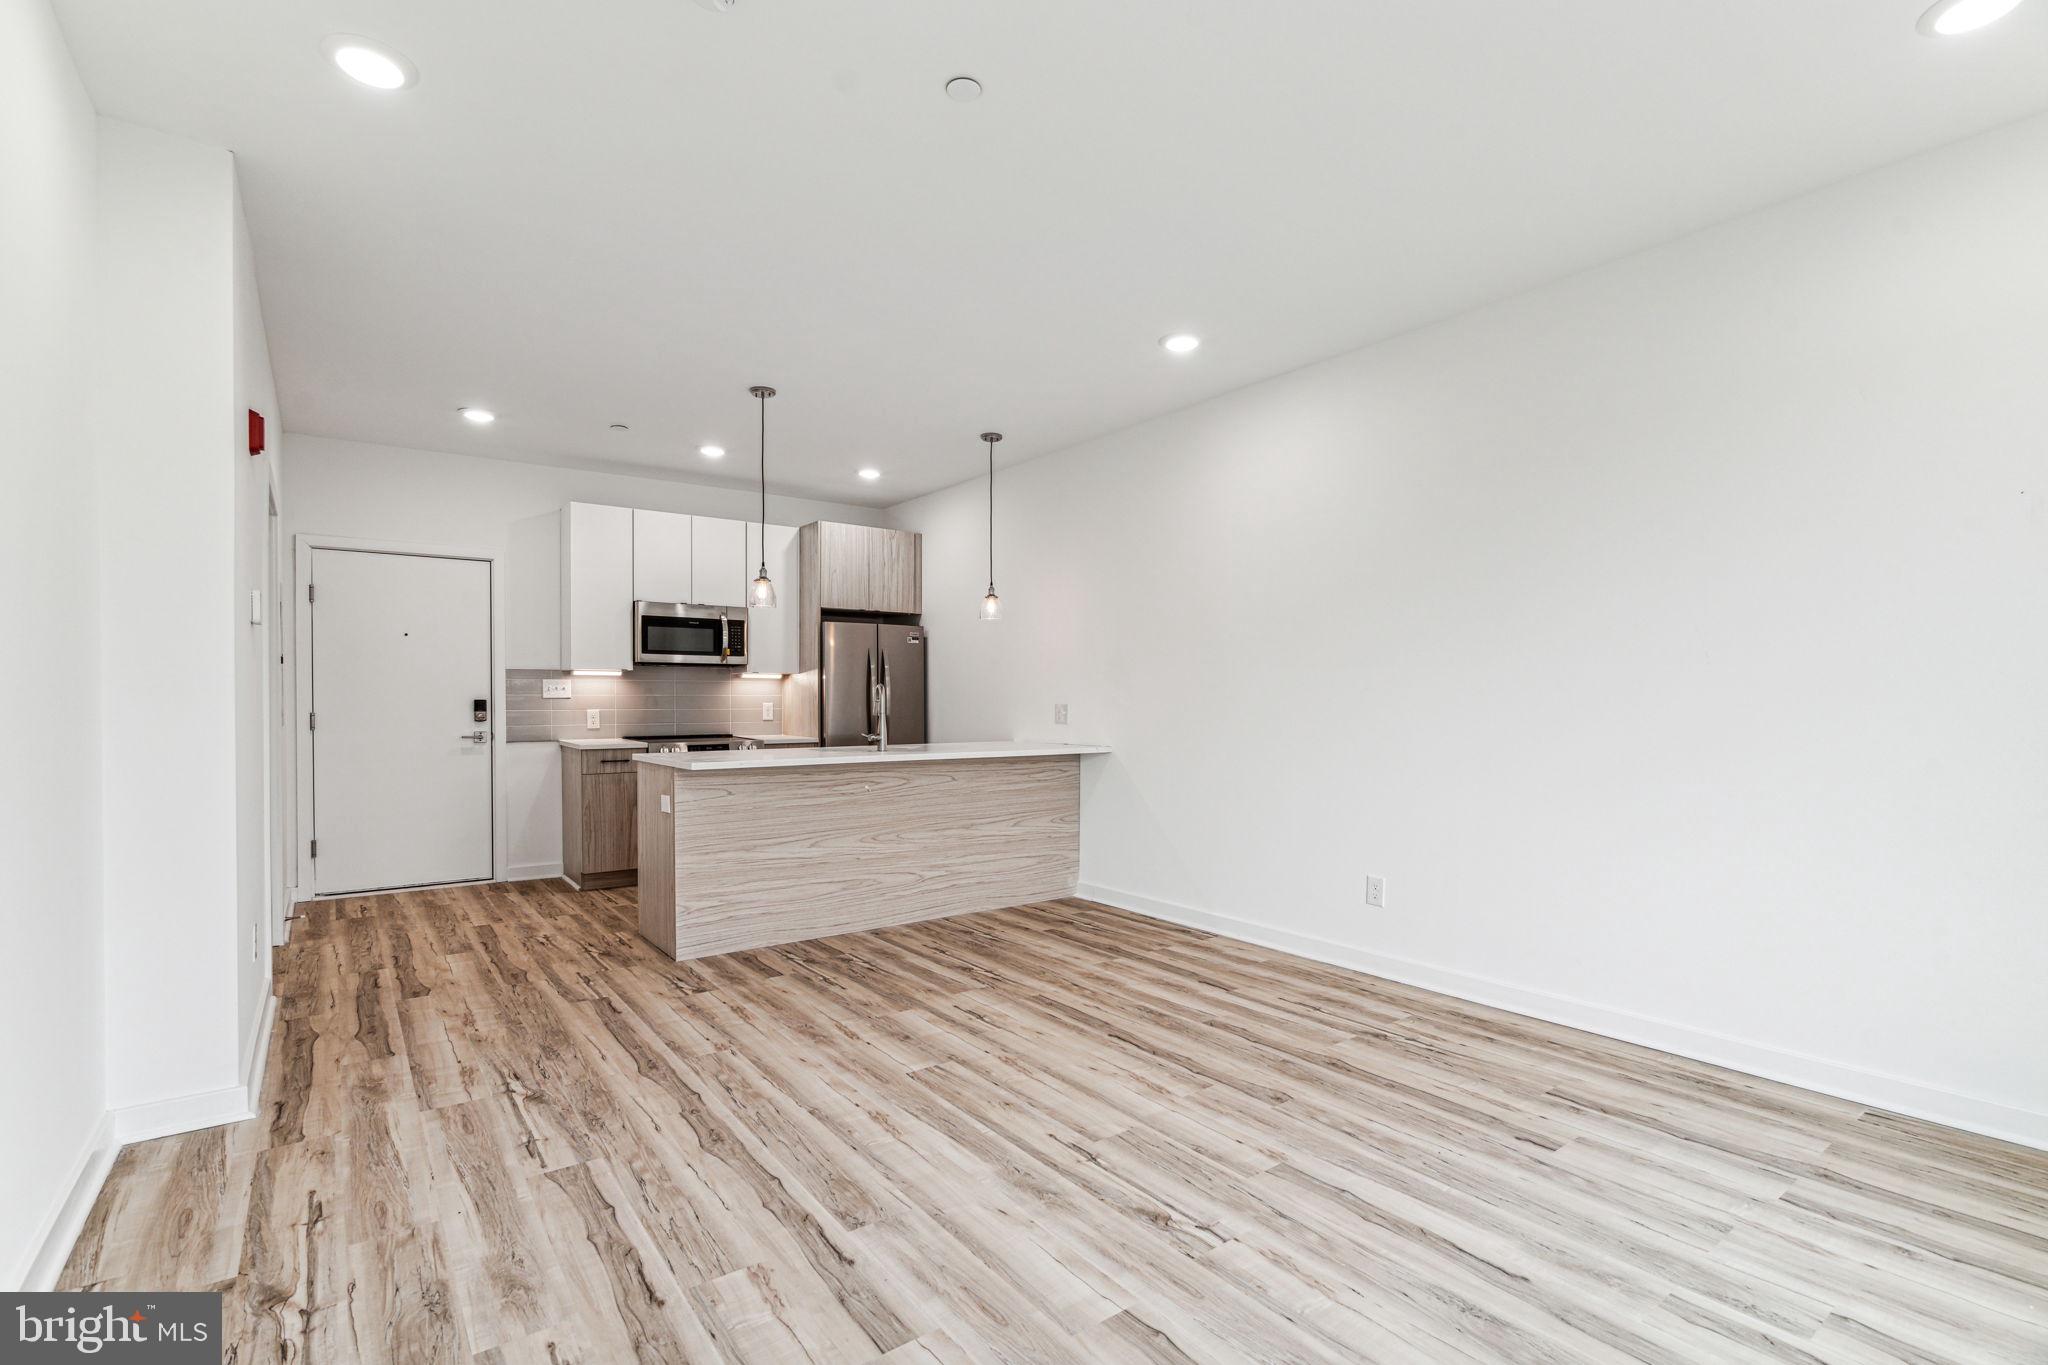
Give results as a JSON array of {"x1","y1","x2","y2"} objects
[{"x1": 861, "y1": 649, "x2": 890, "y2": 751}]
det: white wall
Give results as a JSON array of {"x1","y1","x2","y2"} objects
[
  {"x1": 281, "y1": 435, "x2": 888, "y2": 876},
  {"x1": 0, "y1": 0, "x2": 106, "y2": 1290},
  {"x1": 893, "y1": 111, "x2": 2048, "y2": 1146},
  {"x1": 94, "y1": 119, "x2": 245, "y2": 1123}
]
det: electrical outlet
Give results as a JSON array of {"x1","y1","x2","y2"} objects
[
  {"x1": 586, "y1": 708, "x2": 601, "y2": 730},
  {"x1": 250, "y1": 923, "x2": 260, "y2": 962},
  {"x1": 543, "y1": 678, "x2": 572, "y2": 699},
  {"x1": 1365, "y1": 875, "x2": 1386, "y2": 909},
  {"x1": 762, "y1": 701, "x2": 775, "y2": 721},
  {"x1": 1053, "y1": 703, "x2": 1070, "y2": 725}
]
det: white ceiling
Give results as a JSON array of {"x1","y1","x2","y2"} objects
[{"x1": 54, "y1": 0, "x2": 2048, "y2": 505}]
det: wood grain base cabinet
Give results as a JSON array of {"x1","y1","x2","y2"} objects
[
  {"x1": 561, "y1": 748, "x2": 639, "y2": 890},
  {"x1": 640, "y1": 755, "x2": 1080, "y2": 959},
  {"x1": 636, "y1": 764, "x2": 677, "y2": 953}
]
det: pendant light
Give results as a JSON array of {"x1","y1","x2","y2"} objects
[
  {"x1": 748, "y1": 385, "x2": 777, "y2": 608},
  {"x1": 979, "y1": 431, "x2": 1002, "y2": 621}
]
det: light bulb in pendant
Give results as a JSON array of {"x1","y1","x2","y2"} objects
[
  {"x1": 751, "y1": 569, "x2": 777, "y2": 609},
  {"x1": 980, "y1": 589, "x2": 1001, "y2": 621}
]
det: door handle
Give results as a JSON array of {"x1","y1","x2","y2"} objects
[{"x1": 460, "y1": 730, "x2": 491, "y2": 744}]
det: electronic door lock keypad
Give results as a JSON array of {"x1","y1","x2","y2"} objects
[{"x1": 473, "y1": 699, "x2": 489, "y2": 721}]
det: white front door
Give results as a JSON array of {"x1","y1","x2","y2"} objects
[{"x1": 311, "y1": 548, "x2": 493, "y2": 894}]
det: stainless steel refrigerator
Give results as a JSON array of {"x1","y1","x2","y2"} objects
[{"x1": 821, "y1": 620, "x2": 927, "y2": 747}]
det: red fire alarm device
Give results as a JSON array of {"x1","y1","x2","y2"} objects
[{"x1": 248, "y1": 409, "x2": 266, "y2": 456}]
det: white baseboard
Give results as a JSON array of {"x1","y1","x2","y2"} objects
[
  {"x1": 504, "y1": 861, "x2": 564, "y2": 882},
  {"x1": 16, "y1": 993, "x2": 283, "y2": 1288},
  {"x1": 1078, "y1": 882, "x2": 2048, "y2": 1153},
  {"x1": 15, "y1": 1110, "x2": 117, "y2": 1291},
  {"x1": 111, "y1": 992, "x2": 278, "y2": 1145},
  {"x1": 113, "y1": 1086, "x2": 251, "y2": 1145},
  {"x1": 240, "y1": 990, "x2": 278, "y2": 1120}
]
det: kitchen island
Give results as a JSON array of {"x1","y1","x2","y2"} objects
[{"x1": 632, "y1": 742, "x2": 1110, "y2": 959}]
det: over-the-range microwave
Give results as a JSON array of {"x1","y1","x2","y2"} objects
[{"x1": 633, "y1": 601, "x2": 747, "y2": 666}]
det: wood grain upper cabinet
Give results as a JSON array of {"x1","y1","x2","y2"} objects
[
  {"x1": 812, "y1": 520, "x2": 873, "y2": 610},
  {"x1": 632, "y1": 509, "x2": 692, "y2": 603},
  {"x1": 805, "y1": 522, "x2": 922, "y2": 613},
  {"x1": 745, "y1": 521, "x2": 800, "y2": 674},
  {"x1": 869, "y1": 528, "x2": 921, "y2": 615},
  {"x1": 690, "y1": 516, "x2": 749, "y2": 608},
  {"x1": 562, "y1": 502, "x2": 634, "y2": 671}
]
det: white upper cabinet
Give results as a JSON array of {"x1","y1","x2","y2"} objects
[
  {"x1": 744, "y1": 521, "x2": 800, "y2": 675},
  {"x1": 632, "y1": 509, "x2": 692, "y2": 603},
  {"x1": 562, "y1": 502, "x2": 634, "y2": 671},
  {"x1": 690, "y1": 516, "x2": 749, "y2": 609},
  {"x1": 567, "y1": 503, "x2": 797, "y2": 670}
]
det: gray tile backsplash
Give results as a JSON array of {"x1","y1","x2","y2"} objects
[{"x1": 506, "y1": 667, "x2": 788, "y2": 743}]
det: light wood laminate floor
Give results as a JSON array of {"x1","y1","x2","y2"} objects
[{"x1": 61, "y1": 882, "x2": 2048, "y2": 1364}]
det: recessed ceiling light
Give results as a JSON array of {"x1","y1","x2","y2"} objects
[
  {"x1": 459, "y1": 407, "x2": 495, "y2": 424},
  {"x1": 609, "y1": 423, "x2": 630, "y2": 432},
  {"x1": 1918, "y1": 0, "x2": 2029, "y2": 33},
  {"x1": 945, "y1": 76, "x2": 984, "y2": 102},
  {"x1": 699, "y1": 444, "x2": 726, "y2": 459},
  {"x1": 1160, "y1": 333, "x2": 1202, "y2": 355},
  {"x1": 322, "y1": 35, "x2": 417, "y2": 90},
  {"x1": 858, "y1": 468, "x2": 882, "y2": 481}
]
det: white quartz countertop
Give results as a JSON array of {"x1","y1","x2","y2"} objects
[
  {"x1": 633, "y1": 741, "x2": 1111, "y2": 772},
  {"x1": 560, "y1": 736, "x2": 815, "y2": 750}
]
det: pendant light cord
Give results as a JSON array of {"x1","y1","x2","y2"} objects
[
  {"x1": 986, "y1": 434, "x2": 995, "y2": 592},
  {"x1": 758, "y1": 390, "x2": 768, "y2": 573}
]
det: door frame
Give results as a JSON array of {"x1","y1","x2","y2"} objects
[
  {"x1": 292, "y1": 533, "x2": 505, "y2": 899},
  {"x1": 268, "y1": 487, "x2": 289, "y2": 946}
]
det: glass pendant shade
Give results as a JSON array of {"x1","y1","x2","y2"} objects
[
  {"x1": 751, "y1": 569, "x2": 777, "y2": 609},
  {"x1": 980, "y1": 590, "x2": 1001, "y2": 621}
]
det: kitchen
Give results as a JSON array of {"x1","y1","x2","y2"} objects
[
  {"x1": 288, "y1": 430, "x2": 1106, "y2": 945},
  {"x1": 544, "y1": 486, "x2": 1106, "y2": 952}
]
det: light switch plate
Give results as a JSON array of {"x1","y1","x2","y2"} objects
[
  {"x1": 249, "y1": 588, "x2": 263, "y2": 625},
  {"x1": 586, "y1": 708, "x2": 601, "y2": 730},
  {"x1": 762, "y1": 701, "x2": 776, "y2": 720},
  {"x1": 1053, "y1": 703, "x2": 1070, "y2": 725},
  {"x1": 660, "y1": 794, "x2": 672, "y2": 813},
  {"x1": 543, "y1": 678, "x2": 572, "y2": 699}
]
